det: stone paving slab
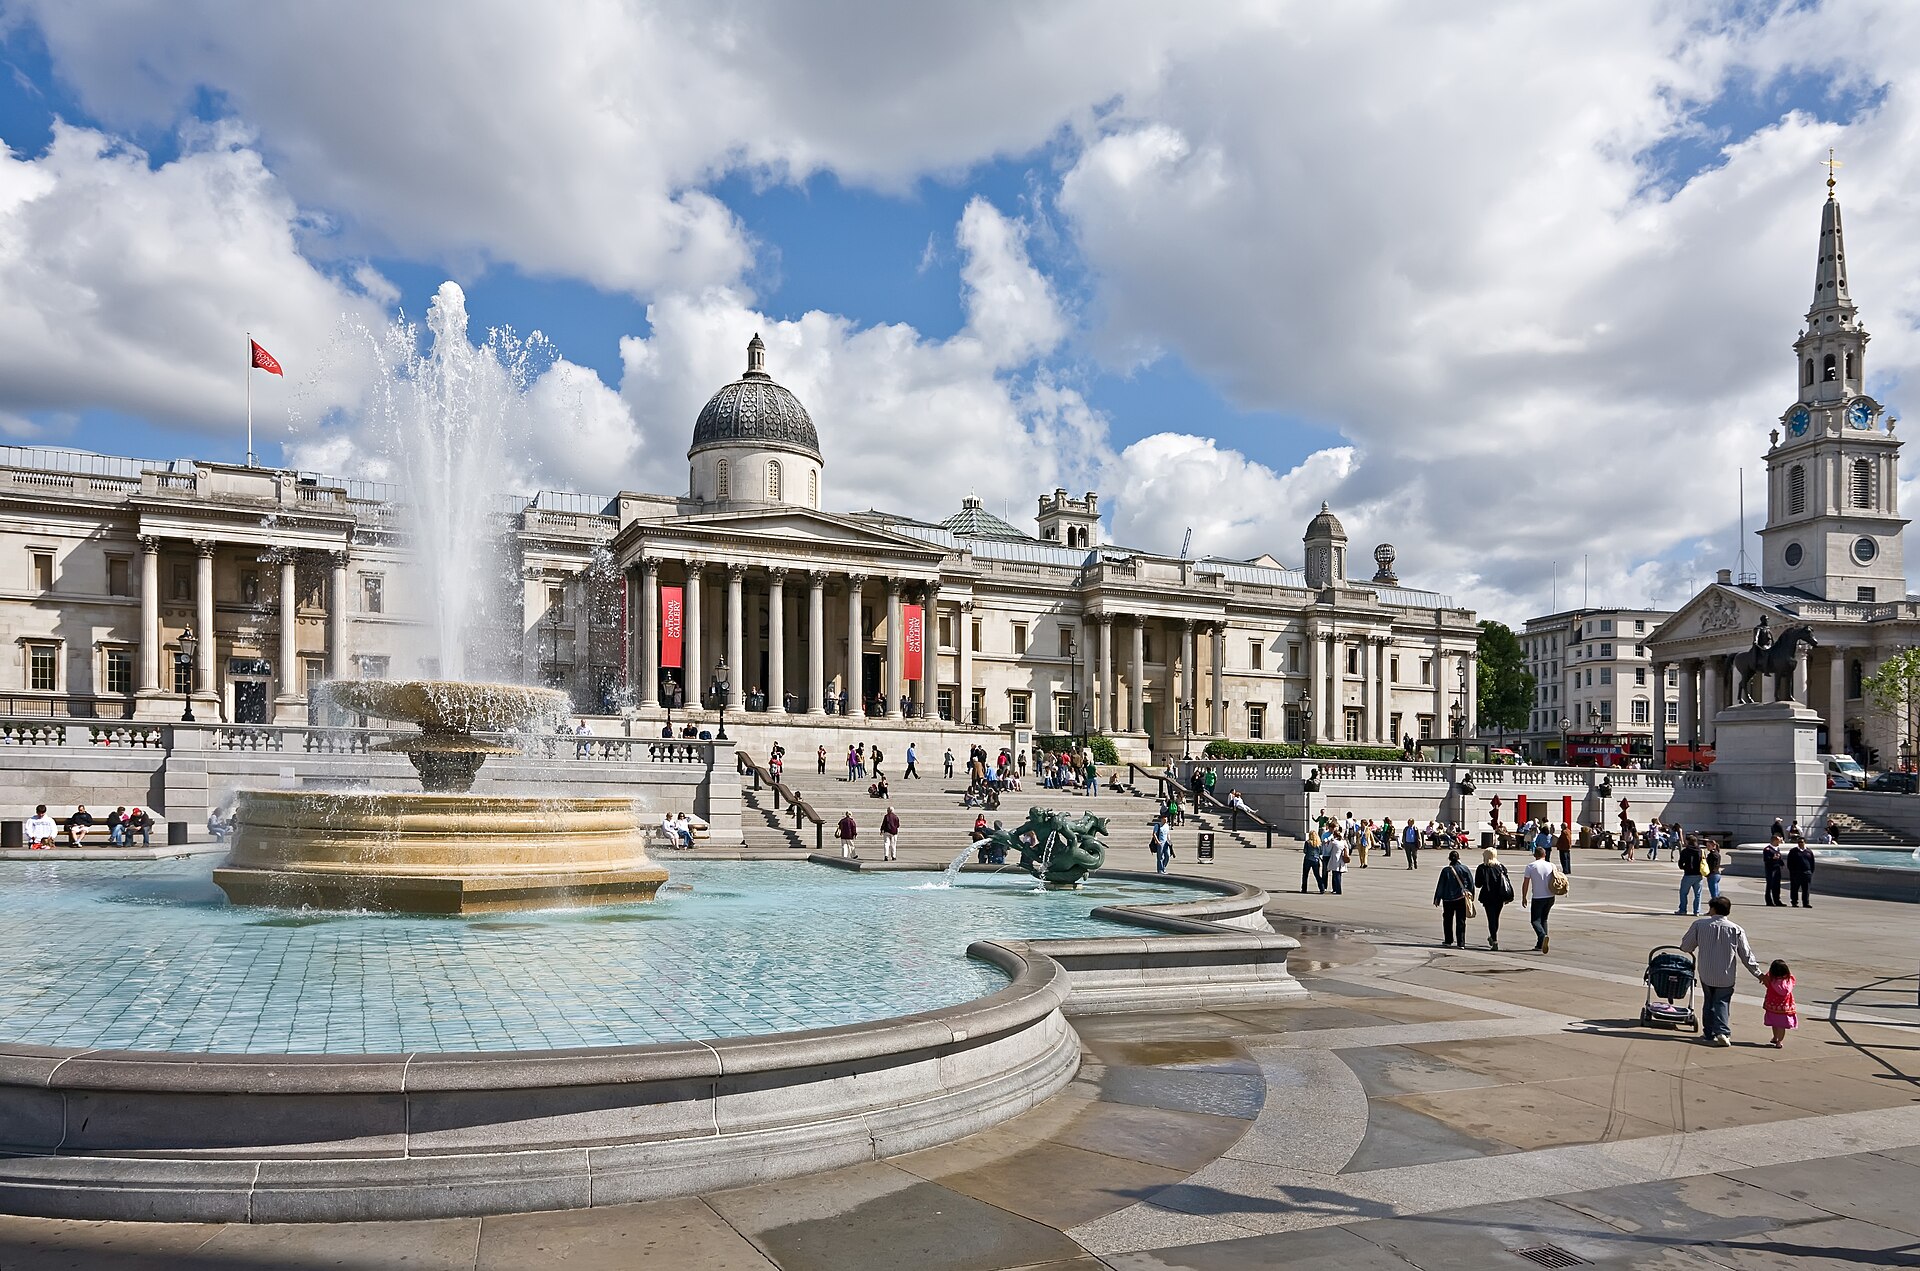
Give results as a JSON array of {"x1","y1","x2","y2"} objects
[
  {"x1": 475, "y1": 1198, "x2": 775, "y2": 1270},
  {"x1": 1726, "y1": 1150, "x2": 1920, "y2": 1239}
]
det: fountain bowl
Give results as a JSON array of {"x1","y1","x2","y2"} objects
[{"x1": 324, "y1": 679, "x2": 569, "y2": 736}]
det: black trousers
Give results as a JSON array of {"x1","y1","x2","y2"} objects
[
  {"x1": 1441, "y1": 898, "x2": 1467, "y2": 945},
  {"x1": 1789, "y1": 873, "x2": 1812, "y2": 906},
  {"x1": 1405, "y1": 847, "x2": 1419, "y2": 869},
  {"x1": 1301, "y1": 857, "x2": 1326, "y2": 891},
  {"x1": 1483, "y1": 899, "x2": 1504, "y2": 943},
  {"x1": 1764, "y1": 869, "x2": 1783, "y2": 905}
]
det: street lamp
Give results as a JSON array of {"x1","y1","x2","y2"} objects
[
  {"x1": 1179, "y1": 700, "x2": 1194, "y2": 761},
  {"x1": 663, "y1": 670, "x2": 679, "y2": 737},
  {"x1": 712, "y1": 656, "x2": 730, "y2": 744},
  {"x1": 176, "y1": 626, "x2": 198, "y2": 723},
  {"x1": 1297, "y1": 689, "x2": 1313, "y2": 750},
  {"x1": 1080, "y1": 703, "x2": 1093, "y2": 749},
  {"x1": 1559, "y1": 715, "x2": 1571, "y2": 765}
]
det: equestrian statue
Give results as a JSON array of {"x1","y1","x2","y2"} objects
[{"x1": 1730, "y1": 616, "x2": 1818, "y2": 705}]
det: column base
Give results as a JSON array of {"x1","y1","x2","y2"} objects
[{"x1": 271, "y1": 696, "x2": 308, "y2": 725}]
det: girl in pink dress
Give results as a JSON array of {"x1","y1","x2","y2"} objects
[{"x1": 1762, "y1": 959, "x2": 1797, "y2": 1048}]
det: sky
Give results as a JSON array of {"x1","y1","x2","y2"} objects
[{"x1": 0, "y1": 0, "x2": 1916, "y2": 629}]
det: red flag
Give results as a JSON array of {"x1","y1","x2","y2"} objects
[
  {"x1": 250, "y1": 340, "x2": 284, "y2": 376},
  {"x1": 903, "y1": 604, "x2": 924, "y2": 681},
  {"x1": 659, "y1": 585, "x2": 684, "y2": 670}
]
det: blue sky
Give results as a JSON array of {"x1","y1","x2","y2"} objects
[{"x1": 0, "y1": 2, "x2": 1911, "y2": 621}]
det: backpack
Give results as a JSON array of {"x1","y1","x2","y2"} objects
[
  {"x1": 1488, "y1": 863, "x2": 1514, "y2": 903},
  {"x1": 1549, "y1": 868, "x2": 1570, "y2": 896},
  {"x1": 1403, "y1": 825, "x2": 1419, "y2": 846}
]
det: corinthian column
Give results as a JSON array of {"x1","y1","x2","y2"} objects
[
  {"x1": 767, "y1": 568, "x2": 786, "y2": 712},
  {"x1": 138, "y1": 536, "x2": 161, "y2": 694},
  {"x1": 194, "y1": 540, "x2": 216, "y2": 700},
  {"x1": 275, "y1": 552, "x2": 299, "y2": 712},
  {"x1": 845, "y1": 574, "x2": 867, "y2": 718},
  {"x1": 807, "y1": 571, "x2": 827, "y2": 715},
  {"x1": 725, "y1": 564, "x2": 745, "y2": 705},
  {"x1": 886, "y1": 579, "x2": 906, "y2": 719},
  {"x1": 639, "y1": 559, "x2": 660, "y2": 708}
]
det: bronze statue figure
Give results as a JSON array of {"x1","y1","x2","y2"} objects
[{"x1": 1731, "y1": 622, "x2": 1818, "y2": 705}]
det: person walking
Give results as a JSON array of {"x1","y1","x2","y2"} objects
[
  {"x1": 1152, "y1": 816, "x2": 1174, "y2": 874},
  {"x1": 1786, "y1": 835, "x2": 1816, "y2": 907},
  {"x1": 871, "y1": 744, "x2": 885, "y2": 780},
  {"x1": 904, "y1": 744, "x2": 919, "y2": 780},
  {"x1": 1301, "y1": 831, "x2": 1324, "y2": 894},
  {"x1": 1679, "y1": 896, "x2": 1763, "y2": 1046},
  {"x1": 1434, "y1": 849, "x2": 1474, "y2": 947},
  {"x1": 846, "y1": 745, "x2": 859, "y2": 782},
  {"x1": 1474, "y1": 845, "x2": 1514, "y2": 950},
  {"x1": 818, "y1": 745, "x2": 828, "y2": 776},
  {"x1": 943, "y1": 747, "x2": 955, "y2": 780},
  {"x1": 1761, "y1": 959, "x2": 1797, "y2": 1048},
  {"x1": 1521, "y1": 844, "x2": 1558, "y2": 953},
  {"x1": 836, "y1": 811, "x2": 859, "y2": 860},
  {"x1": 1402, "y1": 820, "x2": 1421, "y2": 869},
  {"x1": 880, "y1": 806, "x2": 901, "y2": 861},
  {"x1": 1705, "y1": 841, "x2": 1725, "y2": 902},
  {"x1": 1761, "y1": 834, "x2": 1786, "y2": 906},
  {"x1": 1676, "y1": 835, "x2": 1705, "y2": 915},
  {"x1": 1330, "y1": 832, "x2": 1349, "y2": 894}
]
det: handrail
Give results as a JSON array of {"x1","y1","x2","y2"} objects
[
  {"x1": 1124, "y1": 761, "x2": 1274, "y2": 848},
  {"x1": 737, "y1": 750, "x2": 825, "y2": 851},
  {"x1": 1193, "y1": 783, "x2": 1276, "y2": 849}
]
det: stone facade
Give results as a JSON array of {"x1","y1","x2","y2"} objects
[{"x1": 1518, "y1": 607, "x2": 1675, "y2": 762}]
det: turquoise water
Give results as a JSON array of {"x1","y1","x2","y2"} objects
[
  {"x1": 0, "y1": 859, "x2": 1204, "y2": 1054},
  {"x1": 1819, "y1": 847, "x2": 1920, "y2": 870}
]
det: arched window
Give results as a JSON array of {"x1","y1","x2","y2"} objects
[
  {"x1": 808, "y1": 469, "x2": 818, "y2": 509},
  {"x1": 767, "y1": 459, "x2": 782, "y2": 502},
  {"x1": 1823, "y1": 353, "x2": 1838, "y2": 382},
  {"x1": 1787, "y1": 465, "x2": 1806, "y2": 515},
  {"x1": 715, "y1": 458, "x2": 730, "y2": 500},
  {"x1": 1851, "y1": 458, "x2": 1874, "y2": 509},
  {"x1": 1846, "y1": 351, "x2": 1856, "y2": 380},
  {"x1": 1804, "y1": 359, "x2": 1814, "y2": 386}
]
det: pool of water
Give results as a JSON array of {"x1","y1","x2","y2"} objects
[
  {"x1": 1817, "y1": 847, "x2": 1920, "y2": 870},
  {"x1": 0, "y1": 859, "x2": 1208, "y2": 1054}
]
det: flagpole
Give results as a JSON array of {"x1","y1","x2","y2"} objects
[{"x1": 245, "y1": 331, "x2": 254, "y2": 468}]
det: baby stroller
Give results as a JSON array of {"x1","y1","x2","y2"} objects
[{"x1": 1641, "y1": 945, "x2": 1699, "y2": 1031}]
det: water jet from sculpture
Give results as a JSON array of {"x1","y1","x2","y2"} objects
[{"x1": 214, "y1": 681, "x2": 667, "y2": 914}]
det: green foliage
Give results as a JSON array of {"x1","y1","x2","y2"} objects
[
  {"x1": 1476, "y1": 619, "x2": 1536, "y2": 733},
  {"x1": 1201, "y1": 740, "x2": 1404, "y2": 761},
  {"x1": 1035, "y1": 733, "x2": 1120, "y2": 765},
  {"x1": 1862, "y1": 648, "x2": 1920, "y2": 749}
]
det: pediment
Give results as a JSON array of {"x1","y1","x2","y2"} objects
[
  {"x1": 633, "y1": 506, "x2": 946, "y2": 558},
  {"x1": 1650, "y1": 585, "x2": 1785, "y2": 646}
]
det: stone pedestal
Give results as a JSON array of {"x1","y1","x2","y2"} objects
[{"x1": 1708, "y1": 701, "x2": 1828, "y2": 842}]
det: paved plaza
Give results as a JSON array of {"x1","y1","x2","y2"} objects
[{"x1": 0, "y1": 836, "x2": 1914, "y2": 1269}]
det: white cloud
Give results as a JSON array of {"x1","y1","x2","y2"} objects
[{"x1": 0, "y1": 122, "x2": 386, "y2": 439}]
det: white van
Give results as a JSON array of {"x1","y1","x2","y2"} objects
[{"x1": 1823, "y1": 753, "x2": 1868, "y2": 786}]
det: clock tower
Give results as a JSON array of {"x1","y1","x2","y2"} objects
[{"x1": 1759, "y1": 167, "x2": 1906, "y2": 602}]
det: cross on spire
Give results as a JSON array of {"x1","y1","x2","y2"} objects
[{"x1": 1825, "y1": 147, "x2": 1842, "y2": 198}]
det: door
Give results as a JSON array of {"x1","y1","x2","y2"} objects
[
  {"x1": 234, "y1": 680, "x2": 269, "y2": 724},
  {"x1": 1142, "y1": 702, "x2": 1158, "y2": 740},
  {"x1": 862, "y1": 652, "x2": 883, "y2": 711}
]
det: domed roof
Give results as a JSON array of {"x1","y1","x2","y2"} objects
[
  {"x1": 690, "y1": 334, "x2": 821, "y2": 463},
  {"x1": 1304, "y1": 501, "x2": 1347, "y2": 541}
]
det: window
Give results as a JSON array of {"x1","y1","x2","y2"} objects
[
  {"x1": 1417, "y1": 714, "x2": 1434, "y2": 739},
  {"x1": 1248, "y1": 703, "x2": 1265, "y2": 740},
  {"x1": 1389, "y1": 711, "x2": 1402, "y2": 741},
  {"x1": 1597, "y1": 701, "x2": 1613, "y2": 724},
  {"x1": 26, "y1": 642, "x2": 56, "y2": 691},
  {"x1": 31, "y1": 551, "x2": 51, "y2": 591},
  {"x1": 1288, "y1": 643, "x2": 1301, "y2": 672},
  {"x1": 1600, "y1": 619, "x2": 1613, "y2": 633},
  {"x1": 1787, "y1": 464, "x2": 1807, "y2": 515},
  {"x1": 302, "y1": 655, "x2": 326, "y2": 695},
  {"x1": 1823, "y1": 353, "x2": 1837, "y2": 382},
  {"x1": 970, "y1": 617, "x2": 981, "y2": 652},
  {"x1": 1803, "y1": 358, "x2": 1814, "y2": 386},
  {"x1": 715, "y1": 458, "x2": 730, "y2": 500},
  {"x1": 1666, "y1": 700, "x2": 1679, "y2": 725},
  {"x1": 1249, "y1": 640, "x2": 1263, "y2": 670},
  {"x1": 239, "y1": 570, "x2": 259, "y2": 605},
  {"x1": 1634, "y1": 644, "x2": 1645, "y2": 657},
  {"x1": 808, "y1": 469, "x2": 818, "y2": 509},
  {"x1": 546, "y1": 585, "x2": 566, "y2": 621},
  {"x1": 1420, "y1": 658, "x2": 1432, "y2": 685},
  {"x1": 1599, "y1": 643, "x2": 1613, "y2": 658},
  {"x1": 1054, "y1": 694, "x2": 1075, "y2": 733},
  {"x1": 1599, "y1": 668, "x2": 1612, "y2": 685},
  {"x1": 1009, "y1": 692, "x2": 1030, "y2": 726},
  {"x1": 1634, "y1": 620, "x2": 1645, "y2": 633},
  {"x1": 362, "y1": 575, "x2": 385, "y2": 614},
  {"x1": 1585, "y1": 669, "x2": 1593, "y2": 686},
  {"x1": 104, "y1": 647, "x2": 132, "y2": 695},
  {"x1": 1785, "y1": 542, "x2": 1804, "y2": 568},
  {"x1": 1846, "y1": 351, "x2": 1856, "y2": 380},
  {"x1": 766, "y1": 459, "x2": 782, "y2": 501},
  {"x1": 1011, "y1": 623, "x2": 1027, "y2": 655},
  {"x1": 1058, "y1": 625, "x2": 1075, "y2": 657},
  {"x1": 938, "y1": 613, "x2": 953, "y2": 648},
  {"x1": 969, "y1": 688, "x2": 985, "y2": 726},
  {"x1": 169, "y1": 563, "x2": 191, "y2": 601},
  {"x1": 107, "y1": 557, "x2": 130, "y2": 597},
  {"x1": 1635, "y1": 667, "x2": 1646, "y2": 686},
  {"x1": 1143, "y1": 632, "x2": 1155, "y2": 662},
  {"x1": 171, "y1": 653, "x2": 192, "y2": 696},
  {"x1": 359, "y1": 655, "x2": 390, "y2": 680},
  {"x1": 1285, "y1": 706, "x2": 1306, "y2": 742},
  {"x1": 1858, "y1": 587, "x2": 1876, "y2": 603},
  {"x1": 936, "y1": 688, "x2": 953, "y2": 722},
  {"x1": 1851, "y1": 459, "x2": 1875, "y2": 509},
  {"x1": 1344, "y1": 709, "x2": 1364, "y2": 742},
  {"x1": 1666, "y1": 668, "x2": 1677, "y2": 687},
  {"x1": 1390, "y1": 655, "x2": 1400, "y2": 682},
  {"x1": 1632, "y1": 698, "x2": 1650, "y2": 724}
]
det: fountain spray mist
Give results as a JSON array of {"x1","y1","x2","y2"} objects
[{"x1": 363, "y1": 282, "x2": 548, "y2": 681}]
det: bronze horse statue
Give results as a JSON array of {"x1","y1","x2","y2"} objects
[{"x1": 1730, "y1": 623, "x2": 1818, "y2": 705}]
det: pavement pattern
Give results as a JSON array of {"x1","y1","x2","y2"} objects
[{"x1": 0, "y1": 832, "x2": 1914, "y2": 1269}]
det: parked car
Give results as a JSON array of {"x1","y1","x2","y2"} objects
[
  {"x1": 1866, "y1": 771, "x2": 1920, "y2": 794},
  {"x1": 1827, "y1": 772, "x2": 1860, "y2": 789}
]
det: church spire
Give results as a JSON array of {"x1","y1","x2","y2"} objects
[{"x1": 1810, "y1": 150, "x2": 1854, "y2": 321}]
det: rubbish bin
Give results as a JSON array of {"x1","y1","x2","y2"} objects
[
  {"x1": 1196, "y1": 831, "x2": 1215, "y2": 863},
  {"x1": 166, "y1": 820, "x2": 189, "y2": 847},
  {"x1": 0, "y1": 820, "x2": 20, "y2": 851},
  {"x1": 1481, "y1": 831, "x2": 1496, "y2": 850}
]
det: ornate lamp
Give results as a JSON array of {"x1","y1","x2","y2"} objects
[{"x1": 177, "y1": 626, "x2": 198, "y2": 723}]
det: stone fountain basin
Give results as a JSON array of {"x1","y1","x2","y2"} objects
[{"x1": 323, "y1": 679, "x2": 568, "y2": 736}]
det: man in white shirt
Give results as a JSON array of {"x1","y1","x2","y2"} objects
[
  {"x1": 1680, "y1": 896, "x2": 1763, "y2": 1046},
  {"x1": 23, "y1": 804, "x2": 57, "y2": 849},
  {"x1": 1519, "y1": 844, "x2": 1560, "y2": 953}
]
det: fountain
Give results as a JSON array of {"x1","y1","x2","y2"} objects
[{"x1": 214, "y1": 286, "x2": 666, "y2": 914}]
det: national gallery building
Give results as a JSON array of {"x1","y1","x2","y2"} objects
[{"x1": 0, "y1": 335, "x2": 1480, "y2": 760}]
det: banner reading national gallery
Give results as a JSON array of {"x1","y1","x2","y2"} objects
[{"x1": 660, "y1": 585, "x2": 684, "y2": 669}]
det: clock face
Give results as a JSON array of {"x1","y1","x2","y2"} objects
[
  {"x1": 1788, "y1": 407, "x2": 1811, "y2": 437},
  {"x1": 1847, "y1": 399, "x2": 1875, "y2": 429}
]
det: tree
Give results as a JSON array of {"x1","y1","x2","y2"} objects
[
  {"x1": 1862, "y1": 648, "x2": 1920, "y2": 768},
  {"x1": 1476, "y1": 620, "x2": 1535, "y2": 736}
]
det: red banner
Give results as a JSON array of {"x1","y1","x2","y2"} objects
[
  {"x1": 660, "y1": 585, "x2": 684, "y2": 669},
  {"x1": 903, "y1": 604, "x2": 924, "y2": 680}
]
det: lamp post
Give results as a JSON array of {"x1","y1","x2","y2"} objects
[
  {"x1": 712, "y1": 656, "x2": 730, "y2": 744},
  {"x1": 1179, "y1": 700, "x2": 1193, "y2": 761},
  {"x1": 663, "y1": 670, "x2": 679, "y2": 737},
  {"x1": 546, "y1": 591, "x2": 564, "y2": 695},
  {"x1": 1297, "y1": 689, "x2": 1313, "y2": 751},
  {"x1": 1080, "y1": 703, "x2": 1093, "y2": 751},
  {"x1": 1559, "y1": 715, "x2": 1571, "y2": 765},
  {"x1": 176, "y1": 626, "x2": 198, "y2": 723}
]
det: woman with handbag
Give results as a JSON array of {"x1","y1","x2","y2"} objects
[
  {"x1": 1433, "y1": 849, "x2": 1475, "y2": 948},
  {"x1": 1474, "y1": 845, "x2": 1514, "y2": 951}
]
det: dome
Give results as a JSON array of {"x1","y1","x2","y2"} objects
[
  {"x1": 689, "y1": 334, "x2": 821, "y2": 463},
  {"x1": 1304, "y1": 501, "x2": 1347, "y2": 541}
]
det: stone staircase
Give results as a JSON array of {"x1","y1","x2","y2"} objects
[
  {"x1": 1104, "y1": 773, "x2": 1297, "y2": 853},
  {"x1": 1828, "y1": 810, "x2": 1911, "y2": 850}
]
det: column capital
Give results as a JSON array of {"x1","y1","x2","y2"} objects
[
  {"x1": 960, "y1": 598, "x2": 974, "y2": 613},
  {"x1": 768, "y1": 565, "x2": 789, "y2": 582},
  {"x1": 726, "y1": 562, "x2": 748, "y2": 582},
  {"x1": 326, "y1": 549, "x2": 349, "y2": 569},
  {"x1": 845, "y1": 572, "x2": 868, "y2": 590},
  {"x1": 807, "y1": 569, "x2": 829, "y2": 588},
  {"x1": 641, "y1": 557, "x2": 661, "y2": 578},
  {"x1": 1097, "y1": 613, "x2": 1113, "y2": 627},
  {"x1": 193, "y1": 539, "x2": 216, "y2": 558},
  {"x1": 1181, "y1": 617, "x2": 1196, "y2": 632},
  {"x1": 889, "y1": 577, "x2": 909, "y2": 598},
  {"x1": 139, "y1": 535, "x2": 161, "y2": 554}
]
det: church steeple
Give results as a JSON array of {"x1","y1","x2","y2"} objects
[{"x1": 1795, "y1": 152, "x2": 1868, "y2": 406}]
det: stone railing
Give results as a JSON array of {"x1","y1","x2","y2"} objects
[
  {"x1": 86, "y1": 725, "x2": 166, "y2": 749},
  {"x1": 0, "y1": 722, "x2": 69, "y2": 746}
]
